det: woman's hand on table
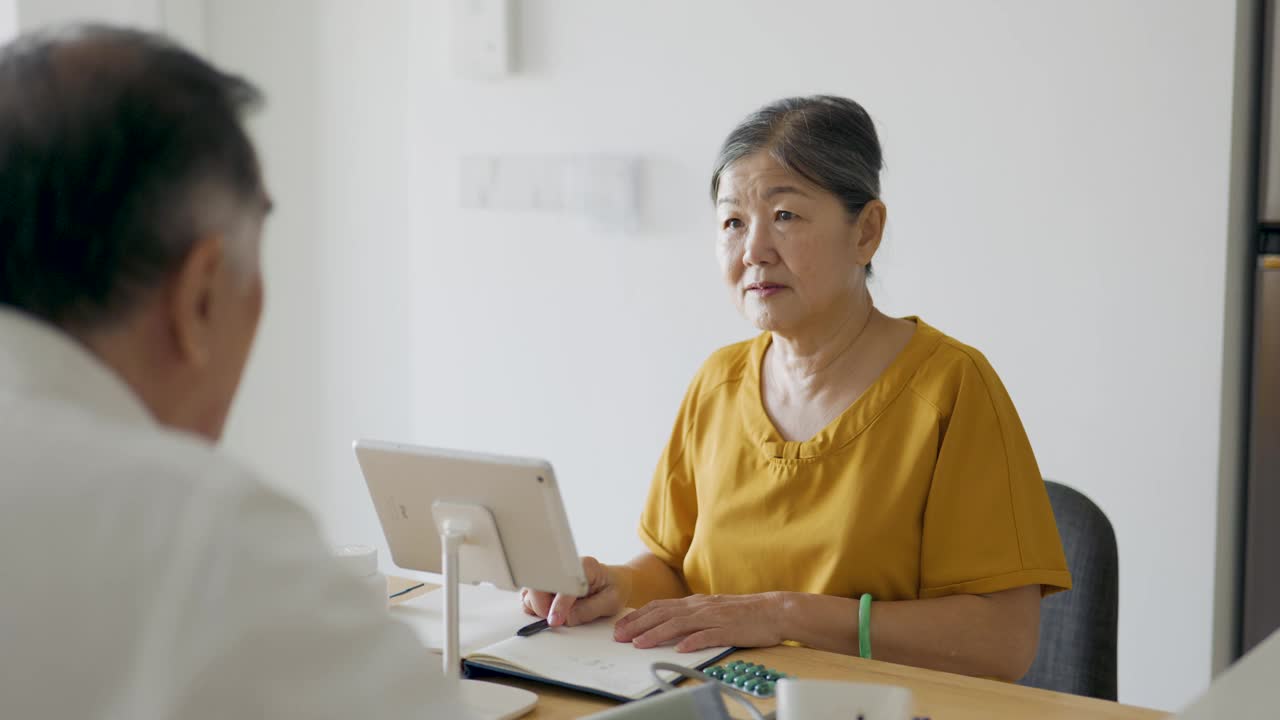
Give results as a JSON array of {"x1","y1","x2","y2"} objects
[
  {"x1": 613, "y1": 593, "x2": 784, "y2": 652},
  {"x1": 521, "y1": 556, "x2": 630, "y2": 627}
]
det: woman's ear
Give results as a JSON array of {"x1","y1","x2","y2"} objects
[
  {"x1": 852, "y1": 200, "x2": 887, "y2": 266},
  {"x1": 167, "y1": 235, "x2": 226, "y2": 368}
]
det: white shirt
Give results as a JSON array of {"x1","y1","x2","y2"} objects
[{"x1": 0, "y1": 309, "x2": 471, "y2": 719}]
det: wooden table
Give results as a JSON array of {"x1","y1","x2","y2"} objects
[{"x1": 388, "y1": 578, "x2": 1168, "y2": 720}]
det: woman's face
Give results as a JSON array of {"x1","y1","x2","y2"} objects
[{"x1": 715, "y1": 151, "x2": 883, "y2": 334}]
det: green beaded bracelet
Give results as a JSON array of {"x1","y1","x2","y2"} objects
[{"x1": 858, "y1": 593, "x2": 873, "y2": 660}]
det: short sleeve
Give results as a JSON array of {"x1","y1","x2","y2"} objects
[
  {"x1": 638, "y1": 377, "x2": 701, "y2": 571},
  {"x1": 918, "y1": 351, "x2": 1072, "y2": 599}
]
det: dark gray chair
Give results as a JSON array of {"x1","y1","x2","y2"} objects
[{"x1": 1017, "y1": 481, "x2": 1119, "y2": 700}]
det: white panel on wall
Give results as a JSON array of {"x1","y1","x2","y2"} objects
[
  {"x1": 450, "y1": 0, "x2": 512, "y2": 80},
  {"x1": 203, "y1": 0, "x2": 1247, "y2": 711},
  {"x1": 459, "y1": 154, "x2": 643, "y2": 232}
]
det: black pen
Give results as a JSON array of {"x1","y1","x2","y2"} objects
[{"x1": 516, "y1": 618, "x2": 550, "y2": 637}]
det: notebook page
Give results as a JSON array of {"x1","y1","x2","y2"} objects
[
  {"x1": 466, "y1": 611, "x2": 729, "y2": 700},
  {"x1": 390, "y1": 584, "x2": 530, "y2": 656}
]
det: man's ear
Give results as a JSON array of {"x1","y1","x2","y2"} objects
[
  {"x1": 168, "y1": 235, "x2": 226, "y2": 368},
  {"x1": 852, "y1": 199, "x2": 887, "y2": 265}
]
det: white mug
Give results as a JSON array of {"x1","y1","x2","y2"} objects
[
  {"x1": 774, "y1": 678, "x2": 913, "y2": 720},
  {"x1": 332, "y1": 544, "x2": 388, "y2": 611}
]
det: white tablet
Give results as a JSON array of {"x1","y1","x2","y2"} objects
[{"x1": 354, "y1": 439, "x2": 589, "y2": 597}]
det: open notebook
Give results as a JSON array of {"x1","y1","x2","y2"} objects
[{"x1": 391, "y1": 584, "x2": 733, "y2": 702}]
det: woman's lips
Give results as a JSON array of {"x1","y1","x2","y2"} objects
[{"x1": 746, "y1": 282, "x2": 787, "y2": 298}]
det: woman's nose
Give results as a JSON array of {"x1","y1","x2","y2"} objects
[{"x1": 742, "y1": 225, "x2": 777, "y2": 267}]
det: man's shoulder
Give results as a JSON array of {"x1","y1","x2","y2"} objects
[
  {"x1": 3, "y1": 396, "x2": 267, "y2": 511},
  {"x1": 105, "y1": 417, "x2": 261, "y2": 498}
]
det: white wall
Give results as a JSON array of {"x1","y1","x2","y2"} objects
[
  {"x1": 205, "y1": 0, "x2": 1246, "y2": 711},
  {"x1": 14, "y1": 0, "x2": 203, "y2": 51},
  {"x1": 16, "y1": 0, "x2": 159, "y2": 29},
  {"x1": 0, "y1": 0, "x2": 16, "y2": 42}
]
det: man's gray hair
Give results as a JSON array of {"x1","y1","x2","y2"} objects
[{"x1": 0, "y1": 24, "x2": 265, "y2": 329}]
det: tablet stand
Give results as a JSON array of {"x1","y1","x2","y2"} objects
[{"x1": 432, "y1": 500, "x2": 538, "y2": 720}]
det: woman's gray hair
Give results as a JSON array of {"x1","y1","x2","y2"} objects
[{"x1": 710, "y1": 95, "x2": 884, "y2": 272}]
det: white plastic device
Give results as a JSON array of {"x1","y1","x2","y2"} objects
[
  {"x1": 775, "y1": 678, "x2": 912, "y2": 720},
  {"x1": 1175, "y1": 627, "x2": 1280, "y2": 719}
]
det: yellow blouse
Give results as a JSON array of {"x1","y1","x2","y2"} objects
[{"x1": 639, "y1": 318, "x2": 1071, "y2": 601}]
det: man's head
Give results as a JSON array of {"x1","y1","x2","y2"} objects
[{"x1": 0, "y1": 25, "x2": 270, "y2": 441}]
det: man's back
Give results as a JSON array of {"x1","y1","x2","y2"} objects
[{"x1": 0, "y1": 309, "x2": 468, "y2": 718}]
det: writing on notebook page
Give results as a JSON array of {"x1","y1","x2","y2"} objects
[
  {"x1": 467, "y1": 611, "x2": 730, "y2": 700},
  {"x1": 391, "y1": 586, "x2": 731, "y2": 701}
]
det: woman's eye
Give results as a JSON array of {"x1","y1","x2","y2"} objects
[
  {"x1": 775, "y1": 210, "x2": 795, "y2": 222},
  {"x1": 723, "y1": 218, "x2": 744, "y2": 230}
]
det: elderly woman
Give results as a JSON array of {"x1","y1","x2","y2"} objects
[{"x1": 523, "y1": 95, "x2": 1071, "y2": 682}]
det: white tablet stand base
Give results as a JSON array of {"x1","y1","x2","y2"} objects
[{"x1": 432, "y1": 500, "x2": 538, "y2": 720}]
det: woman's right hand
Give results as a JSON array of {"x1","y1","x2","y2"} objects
[{"x1": 521, "y1": 556, "x2": 630, "y2": 628}]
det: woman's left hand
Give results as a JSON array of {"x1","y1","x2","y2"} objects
[{"x1": 612, "y1": 593, "x2": 785, "y2": 652}]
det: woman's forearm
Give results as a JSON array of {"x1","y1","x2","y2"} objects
[
  {"x1": 615, "y1": 552, "x2": 689, "y2": 608},
  {"x1": 775, "y1": 585, "x2": 1041, "y2": 681}
]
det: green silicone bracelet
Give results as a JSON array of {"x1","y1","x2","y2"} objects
[{"x1": 858, "y1": 593, "x2": 873, "y2": 660}]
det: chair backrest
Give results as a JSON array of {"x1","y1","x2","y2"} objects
[{"x1": 1017, "y1": 481, "x2": 1119, "y2": 700}]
